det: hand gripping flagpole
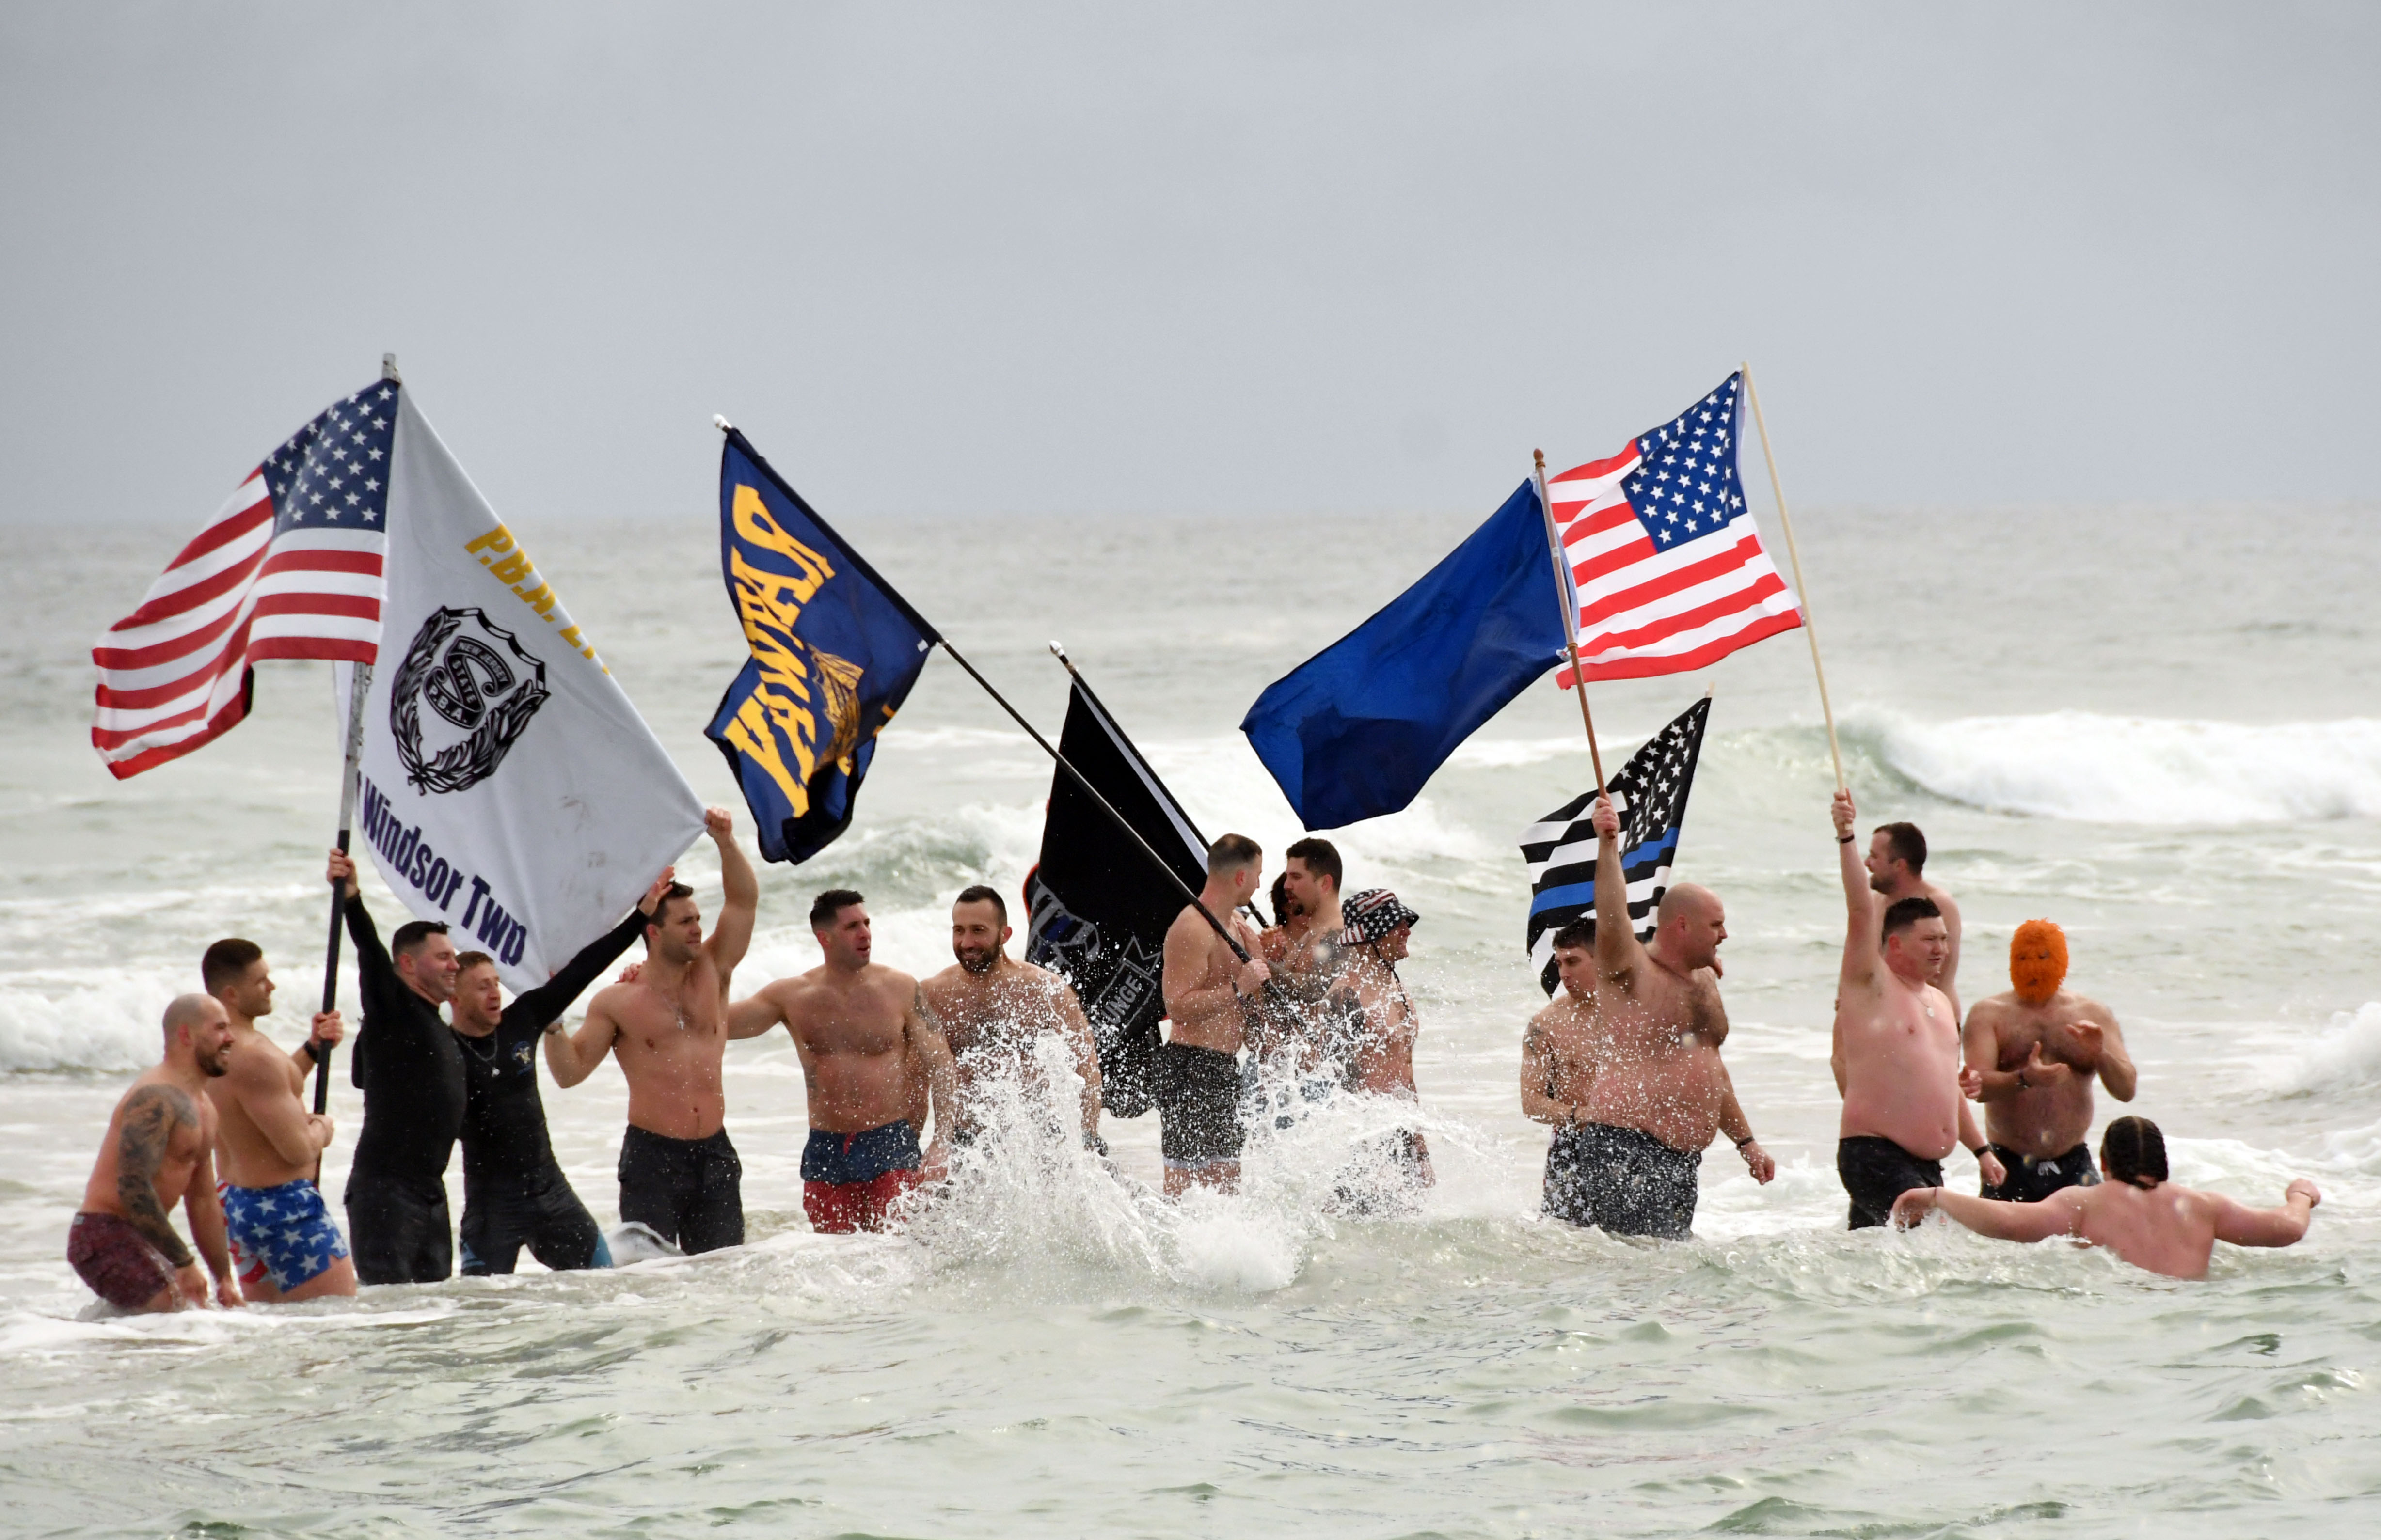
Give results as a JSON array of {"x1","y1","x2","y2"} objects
[
  {"x1": 1533, "y1": 450, "x2": 1608, "y2": 792},
  {"x1": 1739, "y1": 362, "x2": 1845, "y2": 790}
]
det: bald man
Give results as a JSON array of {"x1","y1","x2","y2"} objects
[
  {"x1": 1541, "y1": 793, "x2": 1772, "y2": 1241},
  {"x1": 1960, "y1": 919, "x2": 2136, "y2": 1201}
]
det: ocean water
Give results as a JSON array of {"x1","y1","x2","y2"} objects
[{"x1": 3, "y1": 503, "x2": 2379, "y2": 1538}]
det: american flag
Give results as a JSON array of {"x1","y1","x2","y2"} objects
[
  {"x1": 91, "y1": 381, "x2": 396, "y2": 778},
  {"x1": 1521, "y1": 695, "x2": 1710, "y2": 994},
  {"x1": 1547, "y1": 373, "x2": 1801, "y2": 685}
]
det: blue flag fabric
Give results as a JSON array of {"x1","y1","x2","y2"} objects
[
  {"x1": 705, "y1": 429, "x2": 939, "y2": 864},
  {"x1": 1240, "y1": 481, "x2": 1569, "y2": 829}
]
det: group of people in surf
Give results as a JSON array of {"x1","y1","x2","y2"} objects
[{"x1": 66, "y1": 782, "x2": 2325, "y2": 1316}]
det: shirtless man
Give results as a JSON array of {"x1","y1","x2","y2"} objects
[
  {"x1": 1260, "y1": 873, "x2": 1311, "y2": 962},
  {"x1": 728, "y1": 889, "x2": 958, "y2": 1234},
  {"x1": 202, "y1": 938, "x2": 355, "y2": 1300},
  {"x1": 550, "y1": 808, "x2": 757, "y2": 1255},
  {"x1": 1332, "y1": 887, "x2": 1433, "y2": 1204},
  {"x1": 1523, "y1": 920, "x2": 1602, "y2": 1217},
  {"x1": 1544, "y1": 794, "x2": 1772, "y2": 1239},
  {"x1": 1960, "y1": 919, "x2": 2138, "y2": 1201},
  {"x1": 68, "y1": 995, "x2": 242, "y2": 1313},
  {"x1": 1831, "y1": 789, "x2": 2005, "y2": 1229},
  {"x1": 1157, "y1": 833, "x2": 1269, "y2": 1197},
  {"x1": 1866, "y1": 818, "x2": 1963, "y2": 1020},
  {"x1": 1892, "y1": 1116, "x2": 2320, "y2": 1280},
  {"x1": 921, "y1": 885, "x2": 1102, "y2": 1152}
]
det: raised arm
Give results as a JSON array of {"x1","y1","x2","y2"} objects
[
  {"x1": 1832, "y1": 789, "x2": 1879, "y2": 985},
  {"x1": 2209, "y1": 1180, "x2": 2319, "y2": 1249},
  {"x1": 511, "y1": 870, "x2": 673, "y2": 1031},
  {"x1": 1052, "y1": 980, "x2": 1104, "y2": 1141},
  {"x1": 702, "y1": 808, "x2": 758, "y2": 980},
  {"x1": 1589, "y1": 793, "x2": 1647, "y2": 985},
  {"x1": 905, "y1": 981, "x2": 959, "y2": 1173},
  {"x1": 545, "y1": 989, "x2": 625, "y2": 1089}
]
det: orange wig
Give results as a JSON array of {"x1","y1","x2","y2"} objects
[{"x1": 2008, "y1": 919, "x2": 2068, "y2": 1005}]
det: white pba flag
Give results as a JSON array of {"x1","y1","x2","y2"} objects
[{"x1": 338, "y1": 390, "x2": 703, "y2": 990}]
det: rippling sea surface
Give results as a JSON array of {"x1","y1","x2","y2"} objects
[{"x1": 3, "y1": 503, "x2": 2378, "y2": 1537}]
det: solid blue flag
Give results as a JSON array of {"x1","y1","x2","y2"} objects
[
  {"x1": 1240, "y1": 481, "x2": 1568, "y2": 829},
  {"x1": 705, "y1": 429, "x2": 940, "y2": 864}
]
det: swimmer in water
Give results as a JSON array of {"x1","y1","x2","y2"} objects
[
  {"x1": 921, "y1": 884, "x2": 1103, "y2": 1153},
  {"x1": 1891, "y1": 1116, "x2": 2321, "y2": 1280},
  {"x1": 1959, "y1": 919, "x2": 2138, "y2": 1202}
]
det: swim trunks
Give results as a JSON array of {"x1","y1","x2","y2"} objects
[
  {"x1": 460, "y1": 1160, "x2": 609, "y2": 1274},
  {"x1": 1981, "y1": 1142, "x2": 2101, "y2": 1204},
  {"x1": 1156, "y1": 1040, "x2": 1244, "y2": 1169},
  {"x1": 1838, "y1": 1135, "x2": 1945, "y2": 1230},
  {"x1": 1543, "y1": 1122, "x2": 1702, "y2": 1240},
  {"x1": 342, "y1": 1170, "x2": 449, "y2": 1285},
  {"x1": 801, "y1": 1120, "x2": 927, "y2": 1234},
  {"x1": 67, "y1": 1211, "x2": 178, "y2": 1311},
  {"x1": 224, "y1": 1178, "x2": 351, "y2": 1292},
  {"x1": 618, "y1": 1125, "x2": 744, "y2": 1255}
]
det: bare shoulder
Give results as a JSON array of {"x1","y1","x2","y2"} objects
[
  {"x1": 870, "y1": 964, "x2": 923, "y2": 1005},
  {"x1": 224, "y1": 1033, "x2": 290, "y2": 1087},
  {"x1": 920, "y1": 961, "x2": 969, "y2": 996},
  {"x1": 2075, "y1": 993, "x2": 2122, "y2": 1027},
  {"x1": 1926, "y1": 881, "x2": 1963, "y2": 922},
  {"x1": 122, "y1": 1076, "x2": 199, "y2": 1123}
]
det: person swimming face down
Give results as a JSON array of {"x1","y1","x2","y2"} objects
[{"x1": 2009, "y1": 919, "x2": 2068, "y2": 1006}]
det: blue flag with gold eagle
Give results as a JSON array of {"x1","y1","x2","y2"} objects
[{"x1": 705, "y1": 428, "x2": 940, "y2": 864}]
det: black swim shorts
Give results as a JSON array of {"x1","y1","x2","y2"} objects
[
  {"x1": 1156, "y1": 1041, "x2": 1244, "y2": 1169},
  {"x1": 345, "y1": 1169, "x2": 452, "y2": 1285},
  {"x1": 1838, "y1": 1135, "x2": 1944, "y2": 1230},
  {"x1": 619, "y1": 1125, "x2": 744, "y2": 1255},
  {"x1": 461, "y1": 1161, "x2": 607, "y2": 1275},
  {"x1": 1542, "y1": 1121, "x2": 1702, "y2": 1240},
  {"x1": 1981, "y1": 1142, "x2": 2101, "y2": 1204}
]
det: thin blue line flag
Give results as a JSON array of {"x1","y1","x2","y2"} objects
[
  {"x1": 705, "y1": 428, "x2": 940, "y2": 864},
  {"x1": 1239, "y1": 481, "x2": 1568, "y2": 829}
]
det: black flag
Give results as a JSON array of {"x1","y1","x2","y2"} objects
[
  {"x1": 1024, "y1": 672, "x2": 1210, "y2": 1117},
  {"x1": 1520, "y1": 695, "x2": 1712, "y2": 995}
]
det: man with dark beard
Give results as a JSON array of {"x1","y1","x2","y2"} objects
[{"x1": 920, "y1": 886, "x2": 1103, "y2": 1152}]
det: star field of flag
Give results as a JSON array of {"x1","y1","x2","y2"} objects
[
  {"x1": 1621, "y1": 374, "x2": 1747, "y2": 550},
  {"x1": 266, "y1": 383, "x2": 398, "y2": 533}
]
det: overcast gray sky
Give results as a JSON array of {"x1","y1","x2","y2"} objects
[{"x1": 5, "y1": 2, "x2": 2375, "y2": 526}]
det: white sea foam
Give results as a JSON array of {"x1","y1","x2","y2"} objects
[
  {"x1": 0, "y1": 970, "x2": 187, "y2": 1073},
  {"x1": 2274, "y1": 1002, "x2": 2381, "y2": 1097},
  {"x1": 1859, "y1": 710, "x2": 2381, "y2": 824}
]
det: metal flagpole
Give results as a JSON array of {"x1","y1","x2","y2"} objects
[
  {"x1": 1532, "y1": 450, "x2": 1608, "y2": 792},
  {"x1": 1739, "y1": 362, "x2": 1845, "y2": 790}
]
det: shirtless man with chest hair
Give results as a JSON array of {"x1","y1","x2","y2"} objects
[
  {"x1": 1961, "y1": 919, "x2": 2137, "y2": 1202},
  {"x1": 69, "y1": 995, "x2": 244, "y2": 1313},
  {"x1": 1831, "y1": 789, "x2": 2005, "y2": 1228},
  {"x1": 550, "y1": 808, "x2": 758, "y2": 1255},
  {"x1": 921, "y1": 885, "x2": 1102, "y2": 1152},
  {"x1": 1548, "y1": 793, "x2": 1771, "y2": 1239},
  {"x1": 203, "y1": 939, "x2": 354, "y2": 1300},
  {"x1": 1158, "y1": 833, "x2": 1269, "y2": 1197},
  {"x1": 730, "y1": 889, "x2": 958, "y2": 1234}
]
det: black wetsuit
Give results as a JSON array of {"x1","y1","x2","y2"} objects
[
  {"x1": 456, "y1": 909, "x2": 647, "y2": 1275},
  {"x1": 344, "y1": 896, "x2": 466, "y2": 1285}
]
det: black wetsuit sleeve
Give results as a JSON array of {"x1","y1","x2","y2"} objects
[
  {"x1": 344, "y1": 895, "x2": 396, "y2": 1088},
  {"x1": 499, "y1": 910, "x2": 647, "y2": 1036}
]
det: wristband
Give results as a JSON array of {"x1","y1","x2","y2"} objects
[
  {"x1": 1967, "y1": 1146, "x2": 1987, "y2": 1160},
  {"x1": 1733, "y1": 1133, "x2": 1756, "y2": 1148},
  {"x1": 299, "y1": 1039, "x2": 319, "y2": 1063},
  {"x1": 2015, "y1": 1069, "x2": 2030, "y2": 1090},
  {"x1": 1837, "y1": 834, "x2": 1855, "y2": 844}
]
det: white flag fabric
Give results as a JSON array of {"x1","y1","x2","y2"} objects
[{"x1": 340, "y1": 391, "x2": 703, "y2": 990}]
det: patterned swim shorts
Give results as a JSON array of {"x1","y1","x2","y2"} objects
[{"x1": 219, "y1": 1178, "x2": 349, "y2": 1292}]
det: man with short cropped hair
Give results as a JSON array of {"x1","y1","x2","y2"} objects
[
  {"x1": 1830, "y1": 790, "x2": 2003, "y2": 1229},
  {"x1": 329, "y1": 847, "x2": 465, "y2": 1284},
  {"x1": 921, "y1": 885, "x2": 1102, "y2": 1152},
  {"x1": 1158, "y1": 833, "x2": 1269, "y2": 1196},
  {"x1": 451, "y1": 869, "x2": 677, "y2": 1275},
  {"x1": 1865, "y1": 818, "x2": 1964, "y2": 1020},
  {"x1": 70, "y1": 995, "x2": 244, "y2": 1313},
  {"x1": 203, "y1": 938, "x2": 354, "y2": 1300}
]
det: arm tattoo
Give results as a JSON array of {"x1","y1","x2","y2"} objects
[
  {"x1": 114, "y1": 1085, "x2": 197, "y2": 1268},
  {"x1": 912, "y1": 984, "x2": 941, "y2": 1033}
]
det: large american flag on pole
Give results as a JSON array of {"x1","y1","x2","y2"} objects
[
  {"x1": 91, "y1": 381, "x2": 395, "y2": 778},
  {"x1": 1547, "y1": 373, "x2": 1801, "y2": 685}
]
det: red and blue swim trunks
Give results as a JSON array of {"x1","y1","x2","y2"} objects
[
  {"x1": 800, "y1": 1120, "x2": 925, "y2": 1234},
  {"x1": 219, "y1": 1178, "x2": 349, "y2": 1291}
]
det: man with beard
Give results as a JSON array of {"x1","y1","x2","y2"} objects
[
  {"x1": 1959, "y1": 919, "x2": 2138, "y2": 1201},
  {"x1": 70, "y1": 995, "x2": 245, "y2": 1313},
  {"x1": 727, "y1": 889, "x2": 957, "y2": 1234},
  {"x1": 203, "y1": 937, "x2": 354, "y2": 1300},
  {"x1": 1831, "y1": 790, "x2": 2004, "y2": 1228},
  {"x1": 449, "y1": 870, "x2": 678, "y2": 1276},
  {"x1": 1864, "y1": 818, "x2": 1964, "y2": 1020},
  {"x1": 1557, "y1": 793, "x2": 1774, "y2": 1239},
  {"x1": 920, "y1": 885, "x2": 1102, "y2": 1153}
]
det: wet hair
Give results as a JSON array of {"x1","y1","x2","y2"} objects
[
  {"x1": 391, "y1": 920, "x2": 448, "y2": 959},
  {"x1": 641, "y1": 882, "x2": 698, "y2": 947},
  {"x1": 1551, "y1": 918, "x2": 1594, "y2": 953},
  {"x1": 1874, "y1": 821, "x2": 1928, "y2": 875},
  {"x1": 453, "y1": 950, "x2": 497, "y2": 976},
  {"x1": 1269, "y1": 872, "x2": 1295, "y2": 927},
  {"x1": 2101, "y1": 1116, "x2": 2168, "y2": 1189},
  {"x1": 810, "y1": 888, "x2": 866, "y2": 930},
  {"x1": 953, "y1": 884, "x2": 1007, "y2": 925},
  {"x1": 201, "y1": 938, "x2": 264, "y2": 995},
  {"x1": 1285, "y1": 836, "x2": 1342, "y2": 889},
  {"x1": 1206, "y1": 833, "x2": 1261, "y2": 875},
  {"x1": 1880, "y1": 896, "x2": 1942, "y2": 938}
]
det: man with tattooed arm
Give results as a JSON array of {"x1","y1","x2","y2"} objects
[{"x1": 69, "y1": 995, "x2": 250, "y2": 1312}]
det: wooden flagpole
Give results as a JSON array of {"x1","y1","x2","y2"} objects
[
  {"x1": 1739, "y1": 363, "x2": 1845, "y2": 791},
  {"x1": 1532, "y1": 450, "x2": 1607, "y2": 792}
]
